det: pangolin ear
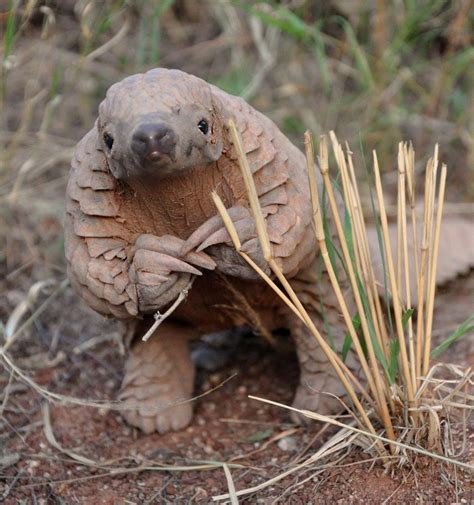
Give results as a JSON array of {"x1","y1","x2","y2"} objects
[
  {"x1": 94, "y1": 119, "x2": 125, "y2": 179},
  {"x1": 204, "y1": 102, "x2": 224, "y2": 161}
]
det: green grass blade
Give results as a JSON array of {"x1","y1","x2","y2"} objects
[
  {"x1": 235, "y1": 1, "x2": 311, "y2": 42},
  {"x1": 431, "y1": 316, "x2": 474, "y2": 359},
  {"x1": 342, "y1": 313, "x2": 361, "y2": 362},
  {"x1": 388, "y1": 339, "x2": 400, "y2": 384},
  {"x1": 318, "y1": 255, "x2": 335, "y2": 350},
  {"x1": 337, "y1": 16, "x2": 374, "y2": 90},
  {"x1": 150, "y1": 0, "x2": 175, "y2": 64},
  {"x1": 3, "y1": 0, "x2": 17, "y2": 60},
  {"x1": 343, "y1": 206, "x2": 355, "y2": 263},
  {"x1": 402, "y1": 308, "x2": 414, "y2": 328},
  {"x1": 354, "y1": 271, "x2": 390, "y2": 375},
  {"x1": 313, "y1": 21, "x2": 330, "y2": 95}
]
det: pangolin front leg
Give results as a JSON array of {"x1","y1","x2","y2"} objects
[
  {"x1": 131, "y1": 234, "x2": 216, "y2": 312},
  {"x1": 119, "y1": 321, "x2": 197, "y2": 434},
  {"x1": 181, "y1": 205, "x2": 272, "y2": 279}
]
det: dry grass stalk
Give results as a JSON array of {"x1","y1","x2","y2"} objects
[
  {"x1": 329, "y1": 137, "x2": 396, "y2": 408},
  {"x1": 416, "y1": 154, "x2": 436, "y2": 379},
  {"x1": 415, "y1": 173, "x2": 427, "y2": 377},
  {"x1": 423, "y1": 164, "x2": 447, "y2": 375},
  {"x1": 305, "y1": 134, "x2": 376, "y2": 398},
  {"x1": 228, "y1": 119, "x2": 272, "y2": 261},
  {"x1": 346, "y1": 142, "x2": 390, "y2": 361},
  {"x1": 397, "y1": 144, "x2": 417, "y2": 391},
  {"x1": 213, "y1": 422, "x2": 361, "y2": 502}
]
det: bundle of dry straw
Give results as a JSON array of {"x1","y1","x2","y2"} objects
[{"x1": 212, "y1": 120, "x2": 473, "y2": 465}]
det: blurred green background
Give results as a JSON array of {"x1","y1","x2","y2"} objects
[{"x1": 1, "y1": 0, "x2": 473, "y2": 280}]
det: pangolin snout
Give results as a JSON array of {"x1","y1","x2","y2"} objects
[{"x1": 131, "y1": 123, "x2": 176, "y2": 162}]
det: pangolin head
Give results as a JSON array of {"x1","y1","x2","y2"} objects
[{"x1": 97, "y1": 68, "x2": 225, "y2": 180}]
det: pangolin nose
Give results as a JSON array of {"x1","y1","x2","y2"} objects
[{"x1": 131, "y1": 123, "x2": 176, "y2": 161}]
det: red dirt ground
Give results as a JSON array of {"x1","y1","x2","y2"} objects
[{"x1": 0, "y1": 272, "x2": 473, "y2": 504}]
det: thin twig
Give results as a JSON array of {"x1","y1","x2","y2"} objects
[{"x1": 142, "y1": 278, "x2": 194, "y2": 342}]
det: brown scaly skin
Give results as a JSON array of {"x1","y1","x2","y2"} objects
[{"x1": 65, "y1": 68, "x2": 473, "y2": 434}]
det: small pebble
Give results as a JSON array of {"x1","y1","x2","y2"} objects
[{"x1": 277, "y1": 436, "x2": 297, "y2": 452}]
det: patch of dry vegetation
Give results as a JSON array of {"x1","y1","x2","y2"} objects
[{"x1": 211, "y1": 124, "x2": 473, "y2": 500}]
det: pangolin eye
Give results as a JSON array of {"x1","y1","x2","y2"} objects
[
  {"x1": 103, "y1": 132, "x2": 114, "y2": 150},
  {"x1": 197, "y1": 119, "x2": 209, "y2": 135}
]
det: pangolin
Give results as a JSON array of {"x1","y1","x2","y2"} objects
[{"x1": 65, "y1": 68, "x2": 474, "y2": 434}]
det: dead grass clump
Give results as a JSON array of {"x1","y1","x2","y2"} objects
[{"x1": 212, "y1": 123, "x2": 473, "y2": 501}]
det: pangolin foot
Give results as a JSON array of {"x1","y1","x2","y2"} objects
[
  {"x1": 290, "y1": 371, "x2": 347, "y2": 424},
  {"x1": 119, "y1": 329, "x2": 195, "y2": 434}
]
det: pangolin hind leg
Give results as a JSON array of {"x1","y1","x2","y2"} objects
[
  {"x1": 119, "y1": 321, "x2": 197, "y2": 434},
  {"x1": 290, "y1": 314, "x2": 361, "y2": 420},
  {"x1": 287, "y1": 268, "x2": 361, "y2": 421}
]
